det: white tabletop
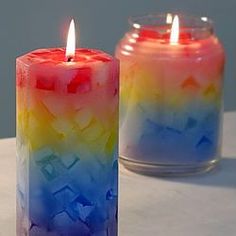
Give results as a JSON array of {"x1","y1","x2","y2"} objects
[{"x1": 0, "y1": 112, "x2": 236, "y2": 236}]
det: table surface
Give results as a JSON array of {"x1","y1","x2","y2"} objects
[{"x1": 0, "y1": 112, "x2": 236, "y2": 236}]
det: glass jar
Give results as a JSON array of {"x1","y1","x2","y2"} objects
[{"x1": 116, "y1": 14, "x2": 225, "y2": 176}]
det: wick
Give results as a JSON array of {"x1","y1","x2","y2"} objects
[{"x1": 67, "y1": 56, "x2": 73, "y2": 62}]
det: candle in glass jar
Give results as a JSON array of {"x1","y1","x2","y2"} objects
[
  {"x1": 116, "y1": 14, "x2": 225, "y2": 176},
  {"x1": 16, "y1": 20, "x2": 119, "y2": 235}
]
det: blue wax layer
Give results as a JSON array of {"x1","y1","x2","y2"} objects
[
  {"x1": 17, "y1": 152, "x2": 118, "y2": 236},
  {"x1": 122, "y1": 109, "x2": 222, "y2": 164}
]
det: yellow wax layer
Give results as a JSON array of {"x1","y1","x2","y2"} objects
[
  {"x1": 17, "y1": 87, "x2": 118, "y2": 158},
  {"x1": 119, "y1": 60, "x2": 224, "y2": 110}
]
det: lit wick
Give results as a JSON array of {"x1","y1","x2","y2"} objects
[
  {"x1": 66, "y1": 19, "x2": 76, "y2": 62},
  {"x1": 67, "y1": 56, "x2": 73, "y2": 62}
]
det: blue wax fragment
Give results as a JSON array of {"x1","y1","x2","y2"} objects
[
  {"x1": 41, "y1": 163, "x2": 58, "y2": 181},
  {"x1": 35, "y1": 153, "x2": 67, "y2": 181},
  {"x1": 106, "y1": 189, "x2": 115, "y2": 200},
  {"x1": 29, "y1": 222, "x2": 38, "y2": 230},
  {"x1": 165, "y1": 126, "x2": 182, "y2": 135},
  {"x1": 71, "y1": 201, "x2": 94, "y2": 222},
  {"x1": 185, "y1": 117, "x2": 197, "y2": 130},
  {"x1": 68, "y1": 194, "x2": 94, "y2": 221},
  {"x1": 196, "y1": 136, "x2": 212, "y2": 148},
  {"x1": 50, "y1": 157, "x2": 67, "y2": 173},
  {"x1": 51, "y1": 211, "x2": 91, "y2": 235},
  {"x1": 86, "y1": 207, "x2": 108, "y2": 233},
  {"x1": 79, "y1": 205, "x2": 94, "y2": 222},
  {"x1": 144, "y1": 119, "x2": 164, "y2": 134},
  {"x1": 61, "y1": 154, "x2": 80, "y2": 170},
  {"x1": 52, "y1": 211, "x2": 74, "y2": 225},
  {"x1": 53, "y1": 186, "x2": 76, "y2": 210},
  {"x1": 74, "y1": 195, "x2": 92, "y2": 207},
  {"x1": 36, "y1": 154, "x2": 57, "y2": 166}
]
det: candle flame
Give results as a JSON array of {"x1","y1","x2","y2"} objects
[
  {"x1": 133, "y1": 23, "x2": 141, "y2": 29},
  {"x1": 170, "y1": 15, "x2": 179, "y2": 44},
  {"x1": 166, "y1": 13, "x2": 173, "y2": 24},
  {"x1": 201, "y1": 17, "x2": 208, "y2": 22},
  {"x1": 66, "y1": 19, "x2": 76, "y2": 61}
]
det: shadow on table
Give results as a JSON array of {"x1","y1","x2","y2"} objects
[{"x1": 163, "y1": 157, "x2": 236, "y2": 189}]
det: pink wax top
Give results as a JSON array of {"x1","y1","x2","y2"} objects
[
  {"x1": 17, "y1": 48, "x2": 119, "y2": 94},
  {"x1": 116, "y1": 26, "x2": 224, "y2": 59}
]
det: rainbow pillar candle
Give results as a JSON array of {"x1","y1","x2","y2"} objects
[
  {"x1": 116, "y1": 14, "x2": 225, "y2": 175},
  {"x1": 16, "y1": 47, "x2": 119, "y2": 235}
]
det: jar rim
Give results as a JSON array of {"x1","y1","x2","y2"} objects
[{"x1": 128, "y1": 13, "x2": 214, "y2": 38}]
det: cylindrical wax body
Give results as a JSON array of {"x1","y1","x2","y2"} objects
[
  {"x1": 116, "y1": 14, "x2": 225, "y2": 175},
  {"x1": 16, "y1": 48, "x2": 119, "y2": 235}
]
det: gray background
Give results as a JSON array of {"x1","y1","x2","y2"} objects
[{"x1": 0, "y1": 0, "x2": 235, "y2": 138}]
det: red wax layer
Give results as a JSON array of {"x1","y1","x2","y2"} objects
[
  {"x1": 21, "y1": 48, "x2": 113, "y2": 64},
  {"x1": 138, "y1": 27, "x2": 199, "y2": 44},
  {"x1": 16, "y1": 48, "x2": 119, "y2": 94}
]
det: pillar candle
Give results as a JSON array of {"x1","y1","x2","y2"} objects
[{"x1": 16, "y1": 21, "x2": 119, "y2": 236}]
